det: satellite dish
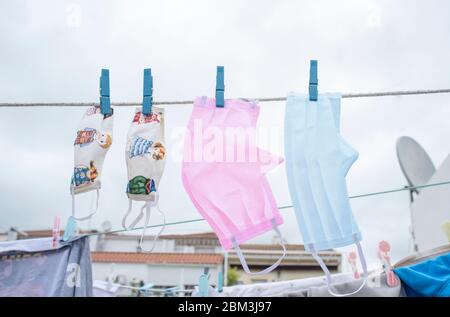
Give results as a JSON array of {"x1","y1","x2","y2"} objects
[
  {"x1": 101, "y1": 220, "x2": 112, "y2": 233},
  {"x1": 396, "y1": 136, "x2": 436, "y2": 193}
]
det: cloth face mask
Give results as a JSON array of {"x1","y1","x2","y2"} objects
[
  {"x1": 182, "y1": 97, "x2": 286, "y2": 275},
  {"x1": 284, "y1": 93, "x2": 367, "y2": 296},
  {"x1": 71, "y1": 105, "x2": 113, "y2": 221},
  {"x1": 123, "y1": 107, "x2": 167, "y2": 252}
]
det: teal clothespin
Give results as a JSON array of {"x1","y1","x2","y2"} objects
[
  {"x1": 100, "y1": 69, "x2": 111, "y2": 115},
  {"x1": 217, "y1": 271, "x2": 223, "y2": 293},
  {"x1": 164, "y1": 286, "x2": 179, "y2": 297},
  {"x1": 62, "y1": 216, "x2": 77, "y2": 242},
  {"x1": 142, "y1": 68, "x2": 153, "y2": 115},
  {"x1": 198, "y1": 267, "x2": 210, "y2": 297},
  {"x1": 309, "y1": 60, "x2": 318, "y2": 101},
  {"x1": 139, "y1": 282, "x2": 154, "y2": 296},
  {"x1": 215, "y1": 66, "x2": 225, "y2": 107}
]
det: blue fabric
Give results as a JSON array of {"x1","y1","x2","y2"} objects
[
  {"x1": 284, "y1": 93, "x2": 362, "y2": 251},
  {"x1": 394, "y1": 252, "x2": 450, "y2": 297}
]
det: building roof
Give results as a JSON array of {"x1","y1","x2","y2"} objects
[
  {"x1": 161, "y1": 232, "x2": 218, "y2": 239},
  {"x1": 101, "y1": 232, "x2": 219, "y2": 241},
  {"x1": 18, "y1": 230, "x2": 217, "y2": 240},
  {"x1": 91, "y1": 252, "x2": 224, "y2": 265},
  {"x1": 19, "y1": 230, "x2": 329, "y2": 253},
  {"x1": 240, "y1": 244, "x2": 306, "y2": 251},
  {"x1": 18, "y1": 229, "x2": 95, "y2": 238}
]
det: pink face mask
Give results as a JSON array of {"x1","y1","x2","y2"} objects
[{"x1": 182, "y1": 97, "x2": 286, "y2": 275}]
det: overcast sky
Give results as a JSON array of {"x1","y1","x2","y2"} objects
[{"x1": 1, "y1": 0, "x2": 450, "y2": 268}]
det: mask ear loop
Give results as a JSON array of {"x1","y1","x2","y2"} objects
[
  {"x1": 122, "y1": 199, "x2": 144, "y2": 230},
  {"x1": 71, "y1": 189, "x2": 99, "y2": 221},
  {"x1": 231, "y1": 219, "x2": 286, "y2": 275},
  {"x1": 138, "y1": 199, "x2": 166, "y2": 253},
  {"x1": 121, "y1": 192, "x2": 167, "y2": 253},
  {"x1": 310, "y1": 234, "x2": 368, "y2": 297}
]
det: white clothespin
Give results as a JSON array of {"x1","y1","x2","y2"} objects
[{"x1": 377, "y1": 240, "x2": 399, "y2": 287}]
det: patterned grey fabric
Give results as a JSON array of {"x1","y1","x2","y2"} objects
[{"x1": 0, "y1": 236, "x2": 92, "y2": 297}]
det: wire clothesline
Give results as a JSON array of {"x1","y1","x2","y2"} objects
[
  {"x1": 4, "y1": 88, "x2": 447, "y2": 236},
  {"x1": 85, "y1": 180, "x2": 450, "y2": 238},
  {"x1": 1, "y1": 88, "x2": 450, "y2": 107}
]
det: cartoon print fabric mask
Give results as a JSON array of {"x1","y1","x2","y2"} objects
[
  {"x1": 71, "y1": 105, "x2": 113, "y2": 220},
  {"x1": 284, "y1": 93, "x2": 368, "y2": 296},
  {"x1": 182, "y1": 97, "x2": 286, "y2": 275},
  {"x1": 123, "y1": 107, "x2": 167, "y2": 252}
]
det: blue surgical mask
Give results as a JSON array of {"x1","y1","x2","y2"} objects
[{"x1": 284, "y1": 93, "x2": 368, "y2": 296}]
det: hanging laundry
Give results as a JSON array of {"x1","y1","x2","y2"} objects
[
  {"x1": 394, "y1": 251, "x2": 450, "y2": 297},
  {"x1": 0, "y1": 236, "x2": 92, "y2": 297},
  {"x1": 71, "y1": 105, "x2": 113, "y2": 220},
  {"x1": 307, "y1": 272, "x2": 404, "y2": 297},
  {"x1": 212, "y1": 273, "x2": 354, "y2": 297},
  {"x1": 182, "y1": 97, "x2": 286, "y2": 275},
  {"x1": 284, "y1": 93, "x2": 368, "y2": 296},
  {"x1": 122, "y1": 108, "x2": 167, "y2": 252},
  {"x1": 394, "y1": 244, "x2": 450, "y2": 268},
  {"x1": 209, "y1": 272, "x2": 404, "y2": 297}
]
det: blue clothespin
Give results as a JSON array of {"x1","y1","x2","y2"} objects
[
  {"x1": 215, "y1": 66, "x2": 225, "y2": 107},
  {"x1": 309, "y1": 60, "x2": 318, "y2": 101},
  {"x1": 217, "y1": 271, "x2": 223, "y2": 293},
  {"x1": 100, "y1": 69, "x2": 112, "y2": 115},
  {"x1": 198, "y1": 267, "x2": 210, "y2": 297},
  {"x1": 139, "y1": 282, "x2": 154, "y2": 296},
  {"x1": 142, "y1": 68, "x2": 153, "y2": 115},
  {"x1": 164, "y1": 286, "x2": 179, "y2": 297},
  {"x1": 62, "y1": 216, "x2": 77, "y2": 242}
]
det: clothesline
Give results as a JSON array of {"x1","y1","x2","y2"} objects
[
  {"x1": 5, "y1": 88, "x2": 447, "y2": 238},
  {"x1": 85, "y1": 180, "x2": 450, "y2": 237},
  {"x1": 1, "y1": 88, "x2": 450, "y2": 107}
]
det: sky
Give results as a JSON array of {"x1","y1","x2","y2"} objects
[{"x1": 0, "y1": 0, "x2": 450, "y2": 268}]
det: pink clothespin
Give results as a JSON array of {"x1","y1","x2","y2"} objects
[
  {"x1": 52, "y1": 216, "x2": 61, "y2": 248},
  {"x1": 347, "y1": 251, "x2": 360, "y2": 279},
  {"x1": 377, "y1": 241, "x2": 399, "y2": 287}
]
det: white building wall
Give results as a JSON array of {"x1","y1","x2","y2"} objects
[{"x1": 174, "y1": 245, "x2": 195, "y2": 253}]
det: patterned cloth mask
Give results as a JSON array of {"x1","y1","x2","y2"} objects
[
  {"x1": 71, "y1": 105, "x2": 113, "y2": 221},
  {"x1": 123, "y1": 107, "x2": 167, "y2": 252}
]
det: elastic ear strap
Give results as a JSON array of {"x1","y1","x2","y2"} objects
[
  {"x1": 121, "y1": 200, "x2": 146, "y2": 230},
  {"x1": 311, "y1": 236, "x2": 368, "y2": 297},
  {"x1": 71, "y1": 189, "x2": 99, "y2": 221},
  {"x1": 138, "y1": 203, "x2": 167, "y2": 253},
  {"x1": 232, "y1": 220, "x2": 286, "y2": 276}
]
